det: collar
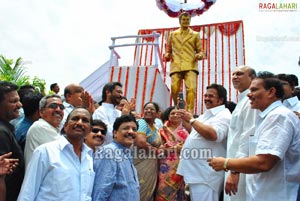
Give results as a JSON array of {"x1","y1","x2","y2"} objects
[
  {"x1": 112, "y1": 141, "x2": 132, "y2": 151},
  {"x1": 238, "y1": 89, "x2": 250, "y2": 100},
  {"x1": 112, "y1": 141, "x2": 133, "y2": 162},
  {"x1": 205, "y1": 105, "x2": 226, "y2": 116},
  {"x1": 58, "y1": 135, "x2": 93, "y2": 156},
  {"x1": 259, "y1": 100, "x2": 282, "y2": 119},
  {"x1": 63, "y1": 101, "x2": 74, "y2": 109},
  {"x1": 0, "y1": 119, "x2": 15, "y2": 132},
  {"x1": 101, "y1": 102, "x2": 116, "y2": 108},
  {"x1": 39, "y1": 118, "x2": 60, "y2": 132},
  {"x1": 179, "y1": 27, "x2": 192, "y2": 34},
  {"x1": 283, "y1": 96, "x2": 299, "y2": 107}
]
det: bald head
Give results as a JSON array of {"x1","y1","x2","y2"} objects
[
  {"x1": 232, "y1": 65, "x2": 256, "y2": 92},
  {"x1": 64, "y1": 83, "x2": 84, "y2": 106}
]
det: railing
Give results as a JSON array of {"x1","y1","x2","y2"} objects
[{"x1": 108, "y1": 32, "x2": 163, "y2": 69}]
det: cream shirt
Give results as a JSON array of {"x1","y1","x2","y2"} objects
[{"x1": 24, "y1": 118, "x2": 60, "y2": 167}]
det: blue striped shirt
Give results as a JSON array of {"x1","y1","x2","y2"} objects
[{"x1": 92, "y1": 141, "x2": 139, "y2": 201}]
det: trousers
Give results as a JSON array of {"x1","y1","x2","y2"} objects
[{"x1": 171, "y1": 70, "x2": 197, "y2": 113}]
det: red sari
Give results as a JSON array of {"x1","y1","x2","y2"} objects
[{"x1": 156, "y1": 121, "x2": 188, "y2": 201}]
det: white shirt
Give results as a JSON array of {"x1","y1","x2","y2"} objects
[
  {"x1": 225, "y1": 89, "x2": 259, "y2": 201},
  {"x1": 18, "y1": 136, "x2": 95, "y2": 201},
  {"x1": 246, "y1": 100, "x2": 300, "y2": 201},
  {"x1": 283, "y1": 96, "x2": 300, "y2": 113},
  {"x1": 177, "y1": 105, "x2": 231, "y2": 193},
  {"x1": 24, "y1": 118, "x2": 60, "y2": 167},
  {"x1": 92, "y1": 103, "x2": 121, "y2": 145}
]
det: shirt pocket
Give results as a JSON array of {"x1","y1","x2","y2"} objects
[{"x1": 249, "y1": 134, "x2": 258, "y2": 156}]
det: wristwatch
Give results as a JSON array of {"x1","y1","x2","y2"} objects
[{"x1": 189, "y1": 118, "x2": 196, "y2": 125}]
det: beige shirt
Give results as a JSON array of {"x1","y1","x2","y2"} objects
[{"x1": 24, "y1": 118, "x2": 60, "y2": 167}]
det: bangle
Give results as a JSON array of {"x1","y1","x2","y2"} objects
[
  {"x1": 223, "y1": 158, "x2": 229, "y2": 172},
  {"x1": 231, "y1": 171, "x2": 239, "y2": 174},
  {"x1": 189, "y1": 118, "x2": 196, "y2": 125}
]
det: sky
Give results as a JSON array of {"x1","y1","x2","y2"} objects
[{"x1": 0, "y1": 0, "x2": 299, "y2": 92}]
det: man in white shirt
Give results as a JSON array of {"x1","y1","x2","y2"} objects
[
  {"x1": 277, "y1": 73, "x2": 300, "y2": 201},
  {"x1": 208, "y1": 73, "x2": 300, "y2": 201},
  {"x1": 177, "y1": 83, "x2": 232, "y2": 201},
  {"x1": 24, "y1": 94, "x2": 64, "y2": 167},
  {"x1": 93, "y1": 82, "x2": 132, "y2": 146},
  {"x1": 224, "y1": 66, "x2": 258, "y2": 201},
  {"x1": 18, "y1": 107, "x2": 95, "y2": 201},
  {"x1": 277, "y1": 73, "x2": 300, "y2": 115}
]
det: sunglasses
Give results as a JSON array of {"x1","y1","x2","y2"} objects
[
  {"x1": 92, "y1": 128, "x2": 107, "y2": 136},
  {"x1": 47, "y1": 103, "x2": 65, "y2": 110}
]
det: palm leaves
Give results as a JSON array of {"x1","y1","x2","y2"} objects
[{"x1": 0, "y1": 55, "x2": 46, "y2": 94}]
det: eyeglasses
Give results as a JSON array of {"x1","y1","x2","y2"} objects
[
  {"x1": 47, "y1": 103, "x2": 65, "y2": 110},
  {"x1": 92, "y1": 128, "x2": 107, "y2": 136}
]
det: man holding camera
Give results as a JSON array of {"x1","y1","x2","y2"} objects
[{"x1": 177, "y1": 84, "x2": 231, "y2": 201}]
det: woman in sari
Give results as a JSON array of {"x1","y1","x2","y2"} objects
[
  {"x1": 156, "y1": 106, "x2": 189, "y2": 201},
  {"x1": 134, "y1": 102, "x2": 162, "y2": 201}
]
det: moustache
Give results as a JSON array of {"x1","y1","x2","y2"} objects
[
  {"x1": 93, "y1": 135, "x2": 104, "y2": 141},
  {"x1": 52, "y1": 111, "x2": 63, "y2": 117},
  {"x1": 205, "y1": 100, "x2": 213, "y2": 104},
  {"x1": 124, "y1": 133, "x2": 136, "y2": 139},
  {"x1": 74, "y1": 124, "x2": 85, "y2": 131}
]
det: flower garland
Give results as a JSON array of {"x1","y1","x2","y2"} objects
[{"x1": 156, "y1": 0, "x2": 217, "y2": 18}]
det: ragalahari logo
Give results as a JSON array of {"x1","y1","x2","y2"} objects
[{"x1": 258, "y1": 2, "x2": 297, "y2": 12}]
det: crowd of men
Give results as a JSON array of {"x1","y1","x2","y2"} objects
[{"x1": 1, "y1": 65, "x2": 300, "y2": 201}]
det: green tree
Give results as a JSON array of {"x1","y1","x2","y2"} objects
[
  {"x1": 32, "y1": 76, "x2": 46, "y2": 95},
  {"x1": 0, "y1": 55, "x2": 46, "y2": 94}
]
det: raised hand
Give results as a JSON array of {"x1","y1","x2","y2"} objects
[{"x1": 82, "y1": 91, "x2": 95, "y2": 114}]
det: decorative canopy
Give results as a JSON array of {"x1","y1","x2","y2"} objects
[{"x1": 156, "y1": 0, "x2": 217, "y2": 18}]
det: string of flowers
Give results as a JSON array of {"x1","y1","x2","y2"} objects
[{"x1": 156, "y1": 0, "x2": 217, "y2": 18}]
